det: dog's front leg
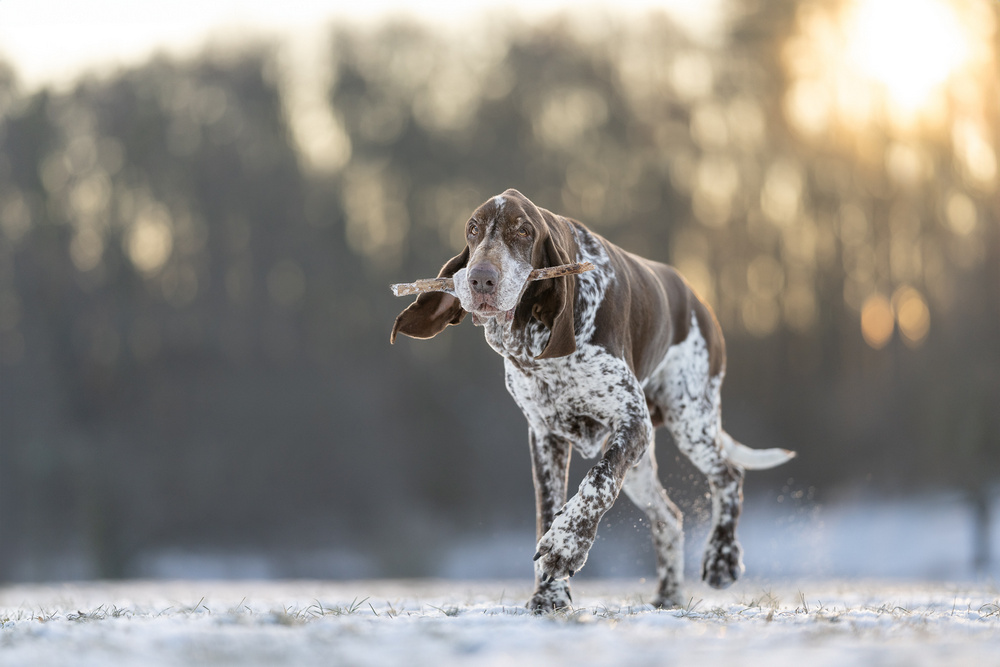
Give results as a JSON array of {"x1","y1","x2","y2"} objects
[
  {"x1": 527, "y1": 429, "x2": 572, "y2": 612},
  {"x1": 534, "y1": 417, "x2": 651, "y2": 582}
]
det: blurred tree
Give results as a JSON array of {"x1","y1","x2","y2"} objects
[{"x1": 0, "y1": 0, "x2": 997, "y2": 581}]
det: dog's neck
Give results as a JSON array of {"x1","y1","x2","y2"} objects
[
  {"x1": 482, "y1": 229, "x2": 614, "y2": 364},
  {"x1": 481, "y1": 312, "x2": 549, "y2": 362}
]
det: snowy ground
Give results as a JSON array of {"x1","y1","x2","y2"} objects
[{"x1": 2, "y1": 578, "x2": 998, "y2": 666}]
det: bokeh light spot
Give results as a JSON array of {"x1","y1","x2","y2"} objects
[
  {"x1": 893, "y1": 285, "x2": 931, "y2": 347},
  {"x1": 861, "y1": 293, "x2": 894, "y2": 349},
  {"x1": 952, "y1": 120, "x2": 997, "y2": 188},
  {"x1": 761, "y1": 160, "x2": 803, "y2": 226},
  {"x1": 945, "y1": 191, "x2": 977, "y2": 235},
  {"x1": 126, "y1": 206, "x2": 174, "y2": 275},
  {"x1": 670, "y1": 51, "x2": 713, "y2": 100}
]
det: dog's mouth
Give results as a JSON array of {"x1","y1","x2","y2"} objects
[
  {"x1": 470, "y1": 299, "x2": 503, "y2": 315},
  {"x1": 452, "y1": 265, "x2": 531, "y2": 321},
  {"x1": 469, "y1": 300, "x2": 516, "y2": 326}
]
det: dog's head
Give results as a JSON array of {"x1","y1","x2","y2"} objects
[{"x1": 391, "y1": 188, "x2": 578, "y2": 359}]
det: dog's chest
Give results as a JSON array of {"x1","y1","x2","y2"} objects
[
  {"x1": 484, "y1": 228, "x2": 645, "y2": 458},
  {"x1": 503, "y1": 345, "x2": 643, "y2": 459}
]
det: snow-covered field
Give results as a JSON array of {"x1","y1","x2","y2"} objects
[{"x1": 2, "y1": 578, "x2": 998, "y2": 666}]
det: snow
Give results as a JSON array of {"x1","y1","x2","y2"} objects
[
  {"x1": 432, "y1": 490, "x2": 1000, "y2": 584},
  {"x1": 2, "y1": 579, "x2": 998, "y2": 666},
  {"x1": 738, "y1": 491, "x2": 1000, "y2": 580},
  {"x1": 4, "y1": 494, "x2": 997, "y2": 664}
]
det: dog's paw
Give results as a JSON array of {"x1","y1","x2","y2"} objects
[
  {"x1": 652, "y1": 583, "x2": 684, "y2": 609},
  {"x1": 533, "y1": 498, "x2": 598, "y2": 580},
  {"x1": 701, "y1": 531, "x2": 744, "y2": 589},
  {"x1": 652, "y1": 594, "x2": 683, "y2": 610},
  {"x1": 527, "y1": 579, "x2": 572, "y2": 613}
]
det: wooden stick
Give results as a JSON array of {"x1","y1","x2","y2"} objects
[{"x1": 391, "y1": 261, "x2": 595, "y2": 297}]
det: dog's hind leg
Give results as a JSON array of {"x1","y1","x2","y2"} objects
[
  {"x1": 666, "y1": 388, "x2": 745, "y2": 590},
  {"x1": 622, "y1": 440, "x2": 684, "y2": 608},
  {"x1": 647, "y1": 318, "x2": 745, "y2": 589}
]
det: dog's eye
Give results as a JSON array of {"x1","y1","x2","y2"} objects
[
  {"x1": 467, "y1": 222, "x2": 479, "y2": 237},
  {"x1": 517, "y1": 226, "x2": 531, "y2": 239}
]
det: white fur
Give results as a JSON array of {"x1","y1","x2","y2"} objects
[
  {"x1": 643, "y1": 315, "x2": 790, "y2": 472},
  {"x1": 721, "y1": 432, "x2": 796, "y2": 470},
  {"x1": 452, "y1": 259, "x2": 532, "y2": 314}
]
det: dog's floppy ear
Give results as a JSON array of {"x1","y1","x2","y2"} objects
[
  {"x1": 391, "y1": 247, "x2": 469, "y2": 343},
  {"x1": 526, "y1": 212, "x2": 577, "y2": 359}
]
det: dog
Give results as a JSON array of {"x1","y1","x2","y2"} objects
[{"x1": 391, "y1": 189, "x2": 794, "y2": 611}]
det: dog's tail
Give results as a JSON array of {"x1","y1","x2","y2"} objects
[{"x1": 721, "y1": 431, "x2": 796, "y2": 470}]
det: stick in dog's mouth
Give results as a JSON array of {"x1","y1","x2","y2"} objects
[{"x1": 390, "y1": 261, "x2": 596, "y2": 297}]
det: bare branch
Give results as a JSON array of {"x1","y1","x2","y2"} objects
[{"x1": 390, "y1": 262, "x2": 595, "y2": 297}]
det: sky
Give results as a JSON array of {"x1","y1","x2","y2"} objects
[{"x1": 0, "y1": 0, "x2": 726, "y2": 91}]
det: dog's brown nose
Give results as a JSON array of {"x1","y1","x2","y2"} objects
[{"x1": 468, "y1": 263, "x2": 499, "y2": 295}]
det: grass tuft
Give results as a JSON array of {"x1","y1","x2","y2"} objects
[
  {"x1": 978, "y1": 602, "x2": 1000, "y2": 619},
  {"x1": 429, "y1": 605, "x2": 461, "y2": 617}
]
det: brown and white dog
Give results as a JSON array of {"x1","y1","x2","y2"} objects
[{"x1": 392, "y1": 189, "x2": 794, "y2": 611}]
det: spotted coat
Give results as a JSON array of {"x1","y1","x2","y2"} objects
[{"x1": 391, "y1": 189, "x2": 795, "y2": 612}]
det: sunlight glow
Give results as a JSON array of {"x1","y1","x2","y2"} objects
[
  {"x1": 783, "y1": 0, "x2": 993, "y2": 137},
  {"x1": 846, "y1": 0, "x2": 970, "y2": 111}
]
